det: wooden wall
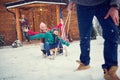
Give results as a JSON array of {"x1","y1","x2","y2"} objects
[
  {"x1": 0, "y1": 0, "x2": 17, "y2": 45},
  {"x1": 19, "y1": 5, "x2": 58, "y2": 32}
]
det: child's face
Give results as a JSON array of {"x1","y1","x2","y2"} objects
[
  {"x1": 40, "y1": 26, "x2": 47, "y2": 32},
  {"x1": 21, "y1": 14, "x2": 25, "y2": 18},
  {"x1": 53, "y1": 30, "x2": 59, "y2": 35}
]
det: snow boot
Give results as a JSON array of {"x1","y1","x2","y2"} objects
[
  {"x1": 58, "y1": 49, "x2": 63, "y2": 54},
  {"x1": 47, "y1": 55, "x2": 54, "y2": 60},
  {"x1": 104, "y1": 66, "x2": 120, "y2": 80},
  {"x1": 76, "y1": 60, "x2": 90, "y2": 71},
  {"x1": 41, "y1": 50, "x2": 46, "y2": 55}
]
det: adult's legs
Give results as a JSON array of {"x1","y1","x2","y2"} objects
[
  {"x1": 76, "y1": 4, "x2": 95, "y2": 65},
  {"x1": 95, "y1": 1, "x2": 119, "y2": 79},
  {"x1": 95, "y1": 1, "x2": 119, "y2": 70}
]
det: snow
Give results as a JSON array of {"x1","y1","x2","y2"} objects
[{"x1": 0, "y1": 36, "x2": 120, "y2": 80}]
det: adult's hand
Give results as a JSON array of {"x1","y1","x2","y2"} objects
[
  {"x1": 104, "y1": 7, "x2": 119, "y2": 26},
  {"x1": 67, "y1": 2, "x2": 76, "y2": 12}
]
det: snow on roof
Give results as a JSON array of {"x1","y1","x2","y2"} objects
[{"x1": 5, "y1": 0, "x2": 67, "y2": 9}]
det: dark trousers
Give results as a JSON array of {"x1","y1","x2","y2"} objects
[
  {"x1": 76, "y1": 1, "x2": 119, "y2": 69},
  {"x1": 44, "y1": 41, "x2": 63, "y2": 56},
  {"x1": 23, "y1": 32, "x2": 30, "y2": 42}
]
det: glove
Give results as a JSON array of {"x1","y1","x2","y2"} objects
[{"x1": 65, "y1": 42, "x2": 70, "y2": 46}]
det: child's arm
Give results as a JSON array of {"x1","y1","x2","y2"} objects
[
  {"x1": 30, "y1": 33, "x2": 45, "y2": 40},
  {"x1": 59, "y1": 38, "x2": 70, "y2": 46}
]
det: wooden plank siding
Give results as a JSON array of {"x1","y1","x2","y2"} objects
[{"x1": 0, "y1": 0, "x2": 17, "y2": 45}]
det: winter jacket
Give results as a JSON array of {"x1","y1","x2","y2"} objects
[
  {"x1": 69, "y1": 0, "x2": 120, "y2": 6},
  {"x1": 30, "y1": 30, "x2": 70, "y2": 46},
  {"x1": 20, "y1": 18, "x2": 29, "y2": 29}
]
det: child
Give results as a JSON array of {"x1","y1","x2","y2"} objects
[
  {"x1": 20, "y1": 14, "x2": 30, "y2": 42},
  {"x1": 24, "y1": 22, "x2": 48, "y2": 56},
  {"x1": 30, "y1": 27, "x2": 70, "y2": 58},
  {"x1": 39, "y1": 22, "x2": 64, "y2": 57}
]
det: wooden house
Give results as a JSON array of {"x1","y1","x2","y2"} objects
[{"x1": 0, "y1": 0, "x2": 79, "y2": 45}]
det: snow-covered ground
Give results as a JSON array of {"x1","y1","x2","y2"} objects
[{"x1": 0, "y1": 36, "x2": 120, "y2": 80}]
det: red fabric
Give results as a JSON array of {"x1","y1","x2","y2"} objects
[
  {"x1": 54, "y1": 23, "x2": 62, "y2": 29},
  {"x1": 28, "y1": 30, "x2": 40, "y2": 36},
  {"x1": 50, "y1": 23, "x2": 62, "y2": 30},
  {"x1": 60, "y1": 19, "x2": 67, "y2": 41}
]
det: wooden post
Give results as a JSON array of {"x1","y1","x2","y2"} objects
[
  {"x1": 56, "y1": 5, "x2": 60, "y2": 25},
  {"x1": 15, "y1": 8, "x2": 23, "y2": 42}
]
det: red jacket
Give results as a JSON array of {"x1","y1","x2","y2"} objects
[
  {"x1": 28, "y1": 30, "x2": 39, "y2": 36},
  {"x1": 50, "y1": 23, "x2": 62, "y2": 30}
]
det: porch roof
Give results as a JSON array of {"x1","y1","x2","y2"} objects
[{"x1": 5, "y1": 0, "x2": 68, "y2": 9}]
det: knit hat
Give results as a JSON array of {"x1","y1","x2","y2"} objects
[{"x1": 40, "y1": 22, "x2": 47, "y2": 30}]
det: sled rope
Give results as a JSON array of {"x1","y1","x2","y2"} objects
[
  {"x1": 62, "y1": 11, "x2": 72, "y2": 40},
  {"x1": 66, "y1": 11, "x2": 72, "y2": 37}
]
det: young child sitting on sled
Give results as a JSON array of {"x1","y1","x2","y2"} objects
[
  {"x1": 38, "y1": 22, "x2": 63, "y2": 57},
  {"x1": 25, "y1": 22, "x2": 64, "y2": 57},
  {"x1": 30, "y1": 25, "x2": 70, "y2": 58}
]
